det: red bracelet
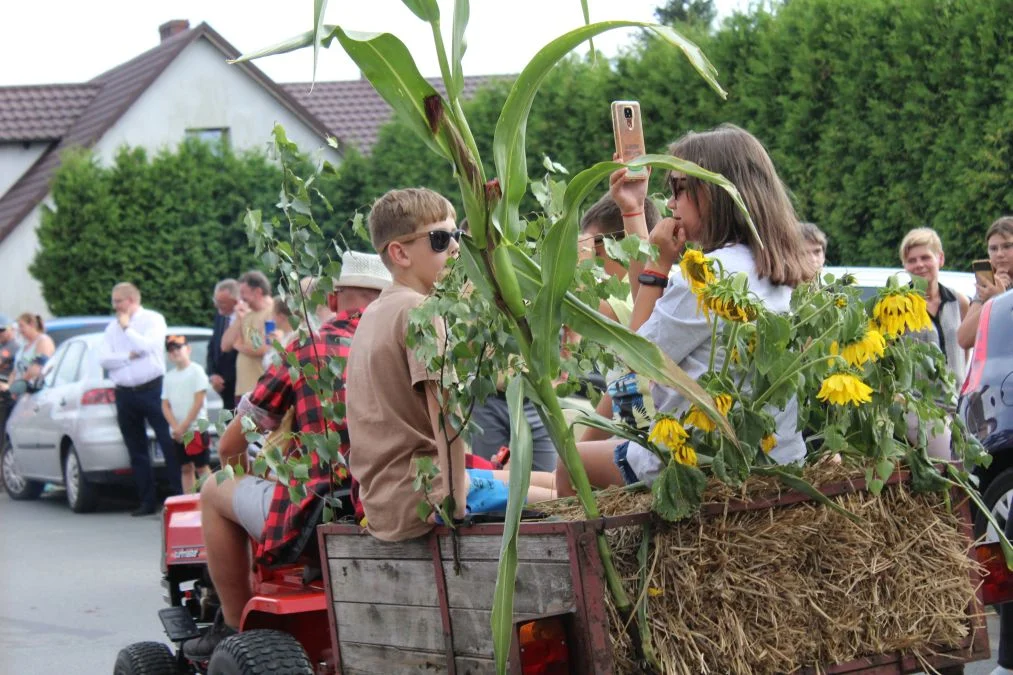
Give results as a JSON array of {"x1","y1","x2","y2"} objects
[
  {"x1": 622, "y1": 211, "x2": 643, "y2": 218},
  {"x1": 641, "y1": 269, "x2": 668, "y2": 280}
]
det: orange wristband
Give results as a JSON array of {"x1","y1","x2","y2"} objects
[{"x1": 622, "y1": 211, "x2": 643, "y2": 218}]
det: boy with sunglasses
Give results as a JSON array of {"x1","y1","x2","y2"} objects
[{"x1": 346, "y1": 188, "x2": 556, "y2": 542}]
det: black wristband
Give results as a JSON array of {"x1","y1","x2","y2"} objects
[{"x1": 638, "y1": 272, "x2": 669, "y2": 288}]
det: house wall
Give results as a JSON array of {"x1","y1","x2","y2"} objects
[
  {"x1": 0, "y1": 142, "x2": 49, "y2": 198},
  {"x1": 0, "y1": 35, "x2": 341, "y2": 319}
]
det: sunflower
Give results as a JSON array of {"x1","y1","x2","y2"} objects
[
  {"x1": 873, "y1": 290, "x2": 932, "y2": 337},
  {"x1": 679, "y1": 249, "x2": 715, "y2": 295},
  {"x1": 648, "y1": 415, "x2": 689, "y2": 451},
  {"x1": 760, "y1": 434, "x2": 776, "y2": 454},
  {"x1": 817, "y1": 373, "x2": 874, "y2": 407},
  {"x1": 684, "y1": 394, "x2": 734, "y2": 432},
  {"x1": 834, "y1": 295, "x2": 848, "y2": 309},
  {"x1": 672, "y1": 444, "x2": 699, "y2": 468},
  {"x1": 832, "y1": 325, "x2": 886, "y2": 367},
  {"x1": 705, "y1": 292, "x2": 759, "y2": 323}
]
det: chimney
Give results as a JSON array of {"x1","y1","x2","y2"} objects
[{"x1": 159, "y1": 20, "x2": 190, "y2": 42}]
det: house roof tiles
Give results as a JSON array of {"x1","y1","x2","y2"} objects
[{"x1": 0, "y1": 84, "x2": 101, "y2": 142}]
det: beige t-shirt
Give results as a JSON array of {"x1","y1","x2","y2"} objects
[
  {"x1": 235, "y1": 307, "x2": 272, "y2": 396},
  {"x1": 347, "y1": 284, "x2": 461, "y2": 542}
]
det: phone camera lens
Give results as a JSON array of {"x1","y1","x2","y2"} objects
[{"x1": 623, "y1": 107, "x2": 633, "y2": 120}]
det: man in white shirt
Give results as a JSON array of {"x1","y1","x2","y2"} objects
[{"x1": 99, "y1": 282, "x2": 180, "y2": 515}]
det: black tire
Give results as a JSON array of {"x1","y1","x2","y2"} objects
[
  {"x1": 1, "y1": 436, "x2": 44, "y2": 501},
  {"x1": 113, "y1": 641, "x2": 178, "y2": 674},
  {"x1": 207, "y1": 630, "x2": 313, "y2": 675},
  {"x1": 974, "y1": 467, "x2": 1013, "y2": 541},
  {"x1": 65, "y1": 444, "x2": 99, "y2": 513}
]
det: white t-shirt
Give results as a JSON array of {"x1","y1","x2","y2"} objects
[
  {"x1": 161, "y1": 362, "x2": 211, "y2": 431},
  {"x1": 625, "y1": 244, "x2": 806, "y2": 483}
]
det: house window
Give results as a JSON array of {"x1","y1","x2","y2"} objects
[{"x1": 185, "y1": 127, "x2": 230, "y2": 153}]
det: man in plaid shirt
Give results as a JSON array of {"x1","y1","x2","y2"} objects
[{"x1": 184, "y1": 252, "x2": 390, "y2": 662}]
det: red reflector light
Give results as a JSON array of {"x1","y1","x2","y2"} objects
[
  {"x1": 518, "y1": 617, "x2": 571, "y2": 675},
  {"x1": 974, "y1": 542, "x2": 1013, "y2": 606},
  {"x1": 961, "y1": 299, "x2": 993, "y2": 396},
  {"x1": 82, "y1": 388, "x2": 116, "y2": 405}
]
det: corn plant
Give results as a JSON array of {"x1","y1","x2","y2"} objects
[{"x1": 237, "y1": 1, "x2": 752, "y2": 670}]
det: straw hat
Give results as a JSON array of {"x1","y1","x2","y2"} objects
[{"x1": 335, "y1": 250, "x2": 392, "y2": 291}]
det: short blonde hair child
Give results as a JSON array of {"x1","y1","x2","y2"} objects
[
  {"x1": 368, "y1": 188, "x2": 456, "y2": 266},
  {"x1": 899, "y1": 227, "x2": 943, "y2": 262}
]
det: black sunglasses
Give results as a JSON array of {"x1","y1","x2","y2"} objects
[{"x1": 386, "y1": 228, "x2": 464, "y2": 253}]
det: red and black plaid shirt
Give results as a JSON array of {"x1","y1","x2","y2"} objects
[{"x1": 249, "y1": 311, "x2": 359, "y2": 565}]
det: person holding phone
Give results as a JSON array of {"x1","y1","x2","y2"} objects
[
  {"x1": 957, "y1": 216, "x2": 1013, "y2": 350},
  {"x1": 557, "y1": 123, "x2": 816, "y2": 495}
]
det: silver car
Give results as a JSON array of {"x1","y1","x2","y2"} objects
[{"x1": 0, "y1": 327, "x2": 221, "y2": 512}]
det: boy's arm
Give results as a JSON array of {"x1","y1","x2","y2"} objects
[
  {"x1": 425, "y1": 383, "x2": 468, "y2": 521},
  {"x1": 161, "y1": 399, "x2": 178, "y2": 430},
  {"x1": 179, "y1": 390, "x2": 207, "y2": 432}
]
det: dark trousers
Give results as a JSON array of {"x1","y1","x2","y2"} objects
[
  {"x1": 221, "y1": 379, "x2": 236, "y2": 413},
  {"x1": 114, "y1": 379, "x2": 181, "y2": 507}
]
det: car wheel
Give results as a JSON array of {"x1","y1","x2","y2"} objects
[
  {"x1": 208, "y1": 630, "x2": 313, "y2": 675},
  {"x1": 64, "y1": 445, "x2": 98, "y2": 513},
  {"x1": 1, "y1": 437, "x2": 44, "y2": 500},
  {"x1": 974, "y1": 467, "x2": 1013, "y2": 543},
  {"x1": 113, "y1": 641, "x2": 177, "y2": 674}
]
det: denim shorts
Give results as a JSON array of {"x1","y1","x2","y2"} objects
[
  {"x1": 435, "y1": 468, "x2": 511, "y2": 523},
  {"x1": 613, "y1": 441, "x2": 639, "y2": 486}
]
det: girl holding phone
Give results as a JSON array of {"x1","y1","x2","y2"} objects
[
  {"x1": 557, "y1": 124, "x2": 815, "y2": 494},
  {"x1": 957, "y1": 216, "x2": 1013, "y2": 350}
]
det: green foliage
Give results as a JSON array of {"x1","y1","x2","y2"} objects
[
  {"x1": 655, "y1": 0, "x2": 718, "y2": 27},
  {"x1": 30, "y1": 139, "x2": 365, "y2": 324},
  {"x1": 357, "y1": 0, "x2": 1012, "y2": 269}
]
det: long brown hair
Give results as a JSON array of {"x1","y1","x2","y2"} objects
[{"x1": 668, "y1": 124, "x2": 814, "y2": 286}]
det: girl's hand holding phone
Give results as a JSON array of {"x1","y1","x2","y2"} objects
[
  {"x1": 608, "y1": 158, "x2": 650, "y2": 219},
  {"x1": 976, "y1": 271, "x2": 1010, "y2": 303}
]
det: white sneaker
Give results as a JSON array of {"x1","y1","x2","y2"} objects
[{"x1": 990, "y1": 666, "x2": 1013, "y2": 675}]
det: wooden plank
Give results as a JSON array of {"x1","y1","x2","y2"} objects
[
  {"x1": 334, "y1": 603, "x2": 552, "y2": 660},
  {"x1": 339, "y1": 642, "x2": 497, "y2": 675},
  {"x1": 443, "y1": 560, "x2": 575, "y2": 615},
  {"x1": 335, "y1": 603, "x2": 444, "y2": 652},
  {"x1": 325, "y1": 532, "x2": 431, "y2": 560},
  {"x1": 328, "y1": 559, "x2": 440, "y2": 606},
  {"x1": 438, "y1": 533, "x2": 570, "y2": 562}
]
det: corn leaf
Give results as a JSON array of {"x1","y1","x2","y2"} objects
[
  {"x1": 400, "y1": 0, "x2": 440, "y2": 21},
  {"x1": 234, "y1": 27, "x2": 452, "y2": 161},
  {"x1": 493, "y1": 20, "x2": 722, "y2": 244},
  {"x1": 507, "y1": 245, "x2": 737, "y2": 442},
  {"x1": 311, "y1": 0, "x2": 329, "y2": 86},
  {"x1": 449, "y1": 0, "x2": 470, "y2": 101},
  {"x1": 491, "y1": 375, "x2": 534, "y2": 673},
  {"x1": 580, "y1": 0, "x2": 595, "y2": 58}
]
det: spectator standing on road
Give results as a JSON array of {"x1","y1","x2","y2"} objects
[
  {"x1": 207, "y1": 279, "x2": 239, "y2": 412},
  {"x1": 958, "y1": 216, "x2": 1013, "y2": 350},
  {"x1": 800, "y1": 222, "x2": 827, "y2": 275},
  {"x1": 222, "y1": 271, "x2": 272, "y2": 399},
  {"x1": 162, "y1": 334, "x2": 213, "y2": 494},
  {"x1": 98, "y1": 283, "x2": 180, "y2": 515},
  {"x1": 5, "y1": 313, "x2": 55, "y2": 397},
  {"x1": 0, "y1": 314, "x2": 21, "y2": 436}
]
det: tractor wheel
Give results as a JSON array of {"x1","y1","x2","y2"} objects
[
  {"x1": 113, "y1": 641, "x2": 178, "y2": 674},
  {"x1": 207, "y1": 630, "x2": 313, "y2": 674}
]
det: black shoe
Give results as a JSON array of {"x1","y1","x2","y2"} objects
[
  {"x1": 183, "y1": 610, "x2": 237, "y2": 662},
  {"x1": 131, "y1": 505, "x2": 156, "y2": 517}
]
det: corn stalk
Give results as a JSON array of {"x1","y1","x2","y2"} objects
[{"x1": 236, "y1": 3, "x2": 743, "y2": 671}]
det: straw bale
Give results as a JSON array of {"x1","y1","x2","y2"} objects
[{"x1": 538, "y1": 468, "x2": 979, "y2": 674}]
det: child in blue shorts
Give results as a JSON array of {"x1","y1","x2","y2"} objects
[{"x1": 346, "y1": 188, "x2": 556, "y2": 542}]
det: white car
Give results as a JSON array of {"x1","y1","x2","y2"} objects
[
  {"x1": 1, "y1": 327, "x2": 221, "y2": 512},
  {"x1": 822, "y1": 265, "x2": 976, "y2": 301}
]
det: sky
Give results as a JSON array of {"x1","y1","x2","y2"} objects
[{"x1": 0, "y1": 0, "x2": 749, "y2": 86}]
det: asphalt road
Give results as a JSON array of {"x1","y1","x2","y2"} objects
[
  {"x1": 0, "y1": 488, "x2": 1004, "y2": 675},
  {"x1": 0, "y1": 488, "x2": 168, "y2": 675}
]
